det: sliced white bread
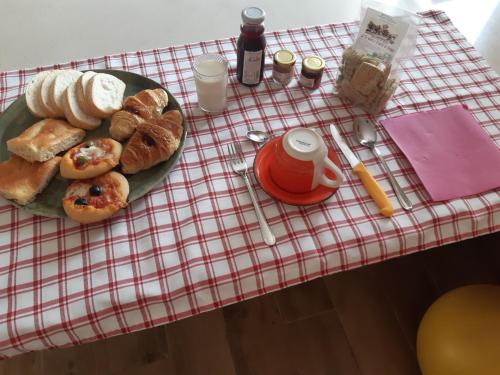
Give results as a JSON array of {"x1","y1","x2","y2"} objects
[
  {"x1": 49, "y1": 70, "x2": 82, "y2": 117},
  {"x1": 40, "y1": 70, "x2": 62, "y2": 117},
  {"x1": 25, "y1": 70, "x2": 52, "y2": 118},
  {"x1": 86, "y1": 73, "x2": 126, "y2": 118},
  {"x1": 62, "y1": 82, "x2": 101, "y2": 130},
  {"x1": 75, "y1": 71, "x2": 97, "y2": 113}
]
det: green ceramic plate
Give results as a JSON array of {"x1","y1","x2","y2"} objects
[{"x1": 0, "y1": 69, "x2": 187, "y2": 218}]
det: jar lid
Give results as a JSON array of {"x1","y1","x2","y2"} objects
[
  {"x1": 273, "y1": 50, "x2": 296, "y2": 67},
  {"x1": 241, "y1": 7, "x2": 266, "y2": 25},
  {"x1": 302, "y1": 55, "x2": 325, "y2": 73}
]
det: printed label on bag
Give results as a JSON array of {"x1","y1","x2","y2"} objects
[
  {"x1": 242, "y1": 50, "x2": 263, "y2": 85},
  {"x1": 299, "y1": 75, "x2": 315, "y2": 88},
  {"x1": 353, "y1": 7, "x2": 409, "y2": 63}
]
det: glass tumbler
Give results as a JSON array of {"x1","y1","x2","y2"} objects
[{"x1": 192, "y1": 53, "x2": 229, "y2": 113}]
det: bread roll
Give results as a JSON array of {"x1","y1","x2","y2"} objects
[
  {"x1": 0, "y1": 155, "x2": 61, "y2": 205},
  {"x1": 7, "y1": 119, "x2": 86, "y2": 162}
]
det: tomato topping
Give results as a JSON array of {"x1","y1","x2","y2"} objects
[{"x1": 71, "y1": 139, "x2": 114, "y2": 169}]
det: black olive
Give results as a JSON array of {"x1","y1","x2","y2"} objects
[
  {"x1": 74, "y1": 197, "x2": 88, "y2": 206},
  {"x1": 142, "y1": 133, "x2": 156, "y2": 146},
  {"x1": 75, "y1": 156, "x2": 88, "y2": 166},
  {"x1": 89, "y1": 185, "x2": 102, "y2": 196}
]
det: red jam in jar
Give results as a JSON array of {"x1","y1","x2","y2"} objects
[
  {"x1": 236, "y1": 7, "x2": 266, "y2": 87},
  {"x1": 299, "y1": 55, "x2": 325, "y2": 90}
]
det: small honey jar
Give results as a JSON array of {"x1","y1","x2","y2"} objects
[
  {"x1": 272, "y1": 49, "x2": 296, "y2": 86},
  {"x1": 299, "y1": 55, "x2": 325, "y2": 90}
]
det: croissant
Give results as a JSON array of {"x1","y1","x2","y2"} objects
[
  {"x1": 109, "y1": 88, "x2": 169, "y2": 141},
  {"x1": 123, "y1": 89, "x2": 168, "y2": 119},
  {"x1": 136, "y1": 89, "x2": 169, "y2": 117},
  {"x1": 149, "y1": 110, "x2": 183, "y2": 139},
  {"x1": 109, "y1": 111, "x2": 144, "y2": 141},
  {"x1": 120, "y1": 122, "x2": 180, "y2": 174}
]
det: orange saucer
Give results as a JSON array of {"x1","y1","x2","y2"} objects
[{"x1": 253, "y1": 137, "x2": 342, "y2": 206}]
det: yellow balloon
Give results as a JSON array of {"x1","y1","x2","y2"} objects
[{"x1": 417, "y1": 285, "x2": 500, "y2": 375}]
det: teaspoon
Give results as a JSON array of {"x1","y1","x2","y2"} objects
[{"x1": 246, "y1": 129, "x2": 270, "y2": 144}]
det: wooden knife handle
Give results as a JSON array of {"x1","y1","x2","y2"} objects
[{"x1": 352, "y1": 162, "x2": 394, "y2": 218}]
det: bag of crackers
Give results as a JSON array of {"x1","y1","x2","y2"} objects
[{"x1": 337, "y1": 0, "x2": 420, "y2": 114}]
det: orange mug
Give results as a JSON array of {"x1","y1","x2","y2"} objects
[{"x1": 269, "y1": 128, "x2": 344, "y2": 193}]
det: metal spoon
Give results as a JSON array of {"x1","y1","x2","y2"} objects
[
  {"x1": 246, "y1": 129, "x2": 270, "y2": 144},
  {"x1": 354, "y1": 118, "x2": 413, "y2": 211}
]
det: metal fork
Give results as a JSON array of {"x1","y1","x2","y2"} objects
[{"x1": 227, "y1": 141, "x2": 276, "y2": 246}]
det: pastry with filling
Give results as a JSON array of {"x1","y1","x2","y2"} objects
[
  {"x1": 120, "y1": 110, "x2": 183, "y2": 174},
  {"x1": 60, "y1": 138, "x2": 122, "y2": 179},
  {"x1": 62, "y1": 171, "x2": 129, "y2": 224}
]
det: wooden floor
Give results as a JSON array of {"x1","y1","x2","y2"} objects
[{"x1": 1, "y1": 232, "x2": 499, "y2": 375}]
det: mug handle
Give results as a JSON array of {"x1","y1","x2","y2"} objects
[{"x1": 319, "y1": 157, "x2": 345, "y2": 188}]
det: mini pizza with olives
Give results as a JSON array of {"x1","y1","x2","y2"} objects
[
  {"x1": 60, "y1": 138, "x2": 122, "y2": 179},
  {"x1": 62, "y1": 171, "x2": 129, "y2": 224}
]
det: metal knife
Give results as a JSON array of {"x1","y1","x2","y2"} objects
[{"x1": 330, "y1": 124, "x2": 394, "y2": 217}]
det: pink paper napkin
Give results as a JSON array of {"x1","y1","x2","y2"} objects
[{"x1": 381, "y1": 105, "x2": 500, "y2": 201}]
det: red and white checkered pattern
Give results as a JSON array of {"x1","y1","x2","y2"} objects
[{"x1": 0, "y1": 11, "x2": 499, "y2": 358}]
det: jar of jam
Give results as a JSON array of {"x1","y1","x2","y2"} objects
[
  {"x1": 236, "y1": 7, "x2": 266, "y2": 87},
  {"x1": 299, "y1": 55, "x2": 325, "y2": 90},
  {"x1": 272, "y1": 49, "x2": 296, "y2": 86}
]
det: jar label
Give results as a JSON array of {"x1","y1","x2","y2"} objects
[
  {"x1": 242, "y1": 50, "x2": 263, "y2": 85},
  {"x1": 272, "y1": 69, "x2": 293, "y2": 85},
  {"x1": 299, "y1": 75, "x2": 315, "y2": 88}
]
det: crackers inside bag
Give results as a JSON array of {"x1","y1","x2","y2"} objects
[{"x1": 337, "y1": 1, "x2": 419, "y2": 114}]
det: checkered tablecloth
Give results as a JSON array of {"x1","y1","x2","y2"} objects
[{"x1": 0, "y1": 10, "x2": 499, "y2": 358}]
